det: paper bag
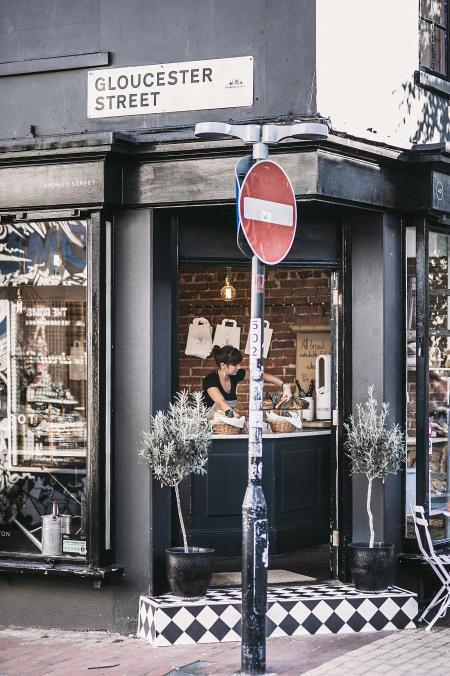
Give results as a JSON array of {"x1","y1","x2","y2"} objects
[
  {"x1": 185, "y1": 317, "x2": 213, "y2": 359},
  {"x1": 245, "y1": 320, "x2": 273, "y2": 358},
  {"x1": 213, "y1": 319, "x2": 241, "y2": 349}
]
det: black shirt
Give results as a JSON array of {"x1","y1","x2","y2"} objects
[{"x1": 202, "y1": 369, "x2": 246, "y2": 408}]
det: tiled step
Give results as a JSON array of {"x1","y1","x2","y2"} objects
[{"x1": 137, "y1": 581, "x2": 418, "y2": 647}]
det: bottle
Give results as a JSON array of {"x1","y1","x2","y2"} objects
[
  {"x1": 303, "y1": 380, "x2": 315, "y2": 422},
  {"x1": 295, "y1": 379, "x2": 307, "y2": 397}
]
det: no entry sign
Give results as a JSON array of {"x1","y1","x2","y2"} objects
[{"x1": 238, "y1": 159, "x2": 297, "y2": 265}]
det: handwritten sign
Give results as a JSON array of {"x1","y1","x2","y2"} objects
[{"x1": 294, "y1": 324, "x2": 331, "y2": 391}]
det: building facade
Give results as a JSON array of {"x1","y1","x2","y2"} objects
[{"x1": 0, "y1": 0, "x2": 449, "y2": 633}]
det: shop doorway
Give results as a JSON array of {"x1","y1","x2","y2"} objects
[
  {"x1": 178, "y1": 263, "x2": 335, "y2": 583},
  {"x1": 151, "y1": 204, "x2": 345, "y2": 588}
]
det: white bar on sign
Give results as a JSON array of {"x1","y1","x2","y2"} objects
[{"x1": 243, "y1": 197, "x2": 293, "y2": 227}]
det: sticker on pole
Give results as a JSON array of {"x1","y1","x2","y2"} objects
[{"x1": 238, "y1": 160, "x2": 297, "y2": 265}]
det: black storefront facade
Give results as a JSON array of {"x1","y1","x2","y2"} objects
[{"x1": 0, "y1": 129, "x2": 448, "y2": 632}]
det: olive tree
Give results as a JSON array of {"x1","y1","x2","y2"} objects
[
  {"x1": 344, "y1": 386, "x2": 405, "y2": 548},
  {"x1": 139, "y1": 391, "x2": 212, "y2": 553}
]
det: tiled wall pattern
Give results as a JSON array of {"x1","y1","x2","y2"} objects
[{"x1": 137, "y1": 582, "x2": 418, "y2": 647}]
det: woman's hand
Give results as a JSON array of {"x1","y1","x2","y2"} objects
[{"x1": 276, "y1": 384, "x2": 292, "y2": 406}]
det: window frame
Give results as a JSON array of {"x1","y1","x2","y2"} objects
[
  {"x1": 420, "y1": 0, "x2": 449, "y2": 80},
  {"x1": 0, "y1": 211, "x2": 113, "y2": 569},
  {"x1": 405, "y1": 217, "x2": 450, "y2": 547}
]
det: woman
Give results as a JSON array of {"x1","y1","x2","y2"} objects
[{"x1": 202, "y1": 344, "x2": 291, "y2": 418}]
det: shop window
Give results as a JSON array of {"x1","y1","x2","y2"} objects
[
  {"x1": 428, "y1": 232, "x2": 450, "y2": 538},
  {"x1": 420, "y1": 0, "x2": 448, "y2": 78},
  {"x1": 406, "y1": 226, "x2": 417, "y2": 535},
  {"x1": 406, "y1": 225, "x2": 450, "y2": 542},
  {"x1": 0, "y1": 220, "x2": 100, "y2": 561}
]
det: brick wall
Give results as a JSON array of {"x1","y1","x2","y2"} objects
[{"x1": 179, "y1": 266, "x2": 331, "y2": 415}]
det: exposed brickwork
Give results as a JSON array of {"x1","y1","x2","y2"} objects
[{"x1": 179, "y1": 266, "x2": 331, "y2": 414}]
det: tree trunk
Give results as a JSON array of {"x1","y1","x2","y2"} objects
[
  {"x1": 174, "y1": 483, "x2": 188, "y2": 553},
  {"x1": 367, "y1": 476, "x2": 375, "y2": 548}
]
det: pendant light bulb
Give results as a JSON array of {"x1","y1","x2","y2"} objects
[{"x1": 220, "y1": 274, "x2": 236, "y2": 302}]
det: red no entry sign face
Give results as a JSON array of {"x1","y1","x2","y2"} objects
[{"x1": 238, "y1": 159, "x2": 297, "y2": 265}]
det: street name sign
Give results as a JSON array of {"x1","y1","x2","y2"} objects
[
  {"x1": 238, "y1": 160, "x2": 297, "y2": 265},
  {"x1": 88, "y1": 56, "x2": 253, "y2": 118}
]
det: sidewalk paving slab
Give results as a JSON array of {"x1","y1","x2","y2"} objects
[{"x1": 1, "y1": 624, "x2": 449, "y2": 675}]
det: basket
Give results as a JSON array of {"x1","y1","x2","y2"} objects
[
  {"x1": 212, "y1": 423, "x2": 241, "y2": 435},
  {"x1": 269, "y1": 419, "x2": 296, "y2": 434}
]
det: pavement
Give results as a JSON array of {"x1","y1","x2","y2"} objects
[{"x1": 1, "y1": 624, "x2": 450, "y2": 676}]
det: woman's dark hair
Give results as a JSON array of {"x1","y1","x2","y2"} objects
[{"x1": 211, "y1": 344, "x2": 242, "y2": 367}]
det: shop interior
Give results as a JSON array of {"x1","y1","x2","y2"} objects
[{"x1": 178, "y1": 262, "x2": 333, "y2": 582}]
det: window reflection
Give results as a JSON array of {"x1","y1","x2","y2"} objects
[
  {"x1": 0, "y1": 221, "x2": 87, "y2": 557},
  {"x1": 405, "y1": 227, "x2": 417, "y2": 538},
  {"x1": 428, "y1": 232, "x2": 450, "y2": 540},
  {"x1": 420, "y1": 0, "x2": 448, "y2": 76}
]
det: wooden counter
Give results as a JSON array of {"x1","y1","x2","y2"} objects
[{"x1": 190, "y1": 430, "x2": 332, "y2": 556}]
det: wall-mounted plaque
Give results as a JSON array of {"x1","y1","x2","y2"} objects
[
  {"x1": 293, "y1": 323, "x2": 331, "y2": 392},
  {"x1": 87, "y1": 56, "x2": 254, "y2": 119}
]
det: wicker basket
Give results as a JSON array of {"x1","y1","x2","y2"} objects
[
  {"x1": 212, "y1": 423, "x2": 241, "y2": 435},
  {"x1": 270, "y1": 419, "x2": 296, "y2": 434}
]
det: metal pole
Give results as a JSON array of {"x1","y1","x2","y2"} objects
[
  {"x1": 193, "y1": 120, "x2": 327, "y2": 676},
  {"x1": 241, "y1": 249, "x2": 268, "y2": 675}
]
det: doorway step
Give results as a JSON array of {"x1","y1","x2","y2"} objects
[
  {"x1": 210, "y1": 569, "x2": 316, "y2": 586},
  {"x1": 137, "y1": 581, "x2": 417, "y2": 647}
]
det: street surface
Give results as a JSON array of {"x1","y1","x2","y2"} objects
[{"x1": 1, "y1": 625, "x2": 450, "y2": 675}]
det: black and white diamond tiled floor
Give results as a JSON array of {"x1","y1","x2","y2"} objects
[{"x1": 137, "y1": 582, "x2": 418, "y2": 647}]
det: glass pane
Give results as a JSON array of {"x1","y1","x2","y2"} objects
[
  {"x1": 428, "y1": 232, "x2": 450, "y2": 541},
  {"x1": 0, "y1": 221, "x2": 87, "y2": 558},
  {"x1": 406, "y1": 227, "x2": 417, "y2": 538},
  {"x1": 432, "y1": 0, "x2": 447, "y2": 25},
  {"x1": 421, "y1": 0, "x2": 433, "y2": 19},
  {"x1": 420, "y1": 19, "x2": 433, "y2": 70},
  {"x1": 434, "y1": 26, "x2": 447, "y2": 75}
]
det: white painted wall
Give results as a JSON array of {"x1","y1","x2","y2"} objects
[{"x1": 316, "y1": 0, "x2": 449, "y2": 148}]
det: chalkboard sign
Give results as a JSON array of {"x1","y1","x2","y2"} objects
[{"x1": 293, "y1": 323, "x2": 331, "y2": 392}]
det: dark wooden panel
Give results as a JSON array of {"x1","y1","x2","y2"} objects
[
  {"x1": 178, "y1": 204, "x2": 339, "y2": 265},
  {"x1": 0, "y1": 161, "x2": 104, "y2": 209},
  {"x1": 280, "y1": 448, "x2": 317, "y2": 513},
  {"x1": 190, "y1": 434, "x2": 331, "y2": 555},
  {"x1": 206, "y1": 453, "x2": 248, "y2": 517},
  {"x1": 318, "y1": 152, "x2": 401, "y2": 210},
  {"x1": 122, "y1": 152, "x2": 318, "y2": 206},
  {"x1": 121, "y1": 147, "x2": 435, "y2": 214}
]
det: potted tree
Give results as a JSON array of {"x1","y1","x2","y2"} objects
[
  {"x1": 139, "y1": 390, "x2": 214, "y2": 599},
  {"x1": 344, "y1": 386, "x2": 405, "y2": 592}
]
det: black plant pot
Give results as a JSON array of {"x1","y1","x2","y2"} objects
[
  {"x1": 166, "y1": 547, "x2": 215, "y2": 599},
  {"x1": 349, "y1": 543, "x2": 395, "y2": 592}
]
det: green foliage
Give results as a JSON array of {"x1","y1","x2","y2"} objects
[
  {"x1": 344, "y1": 386, "x2": 405, "y2": 481},
  {"x1": 139, "y1": 391, "x2": 213, "y2": 489}
]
